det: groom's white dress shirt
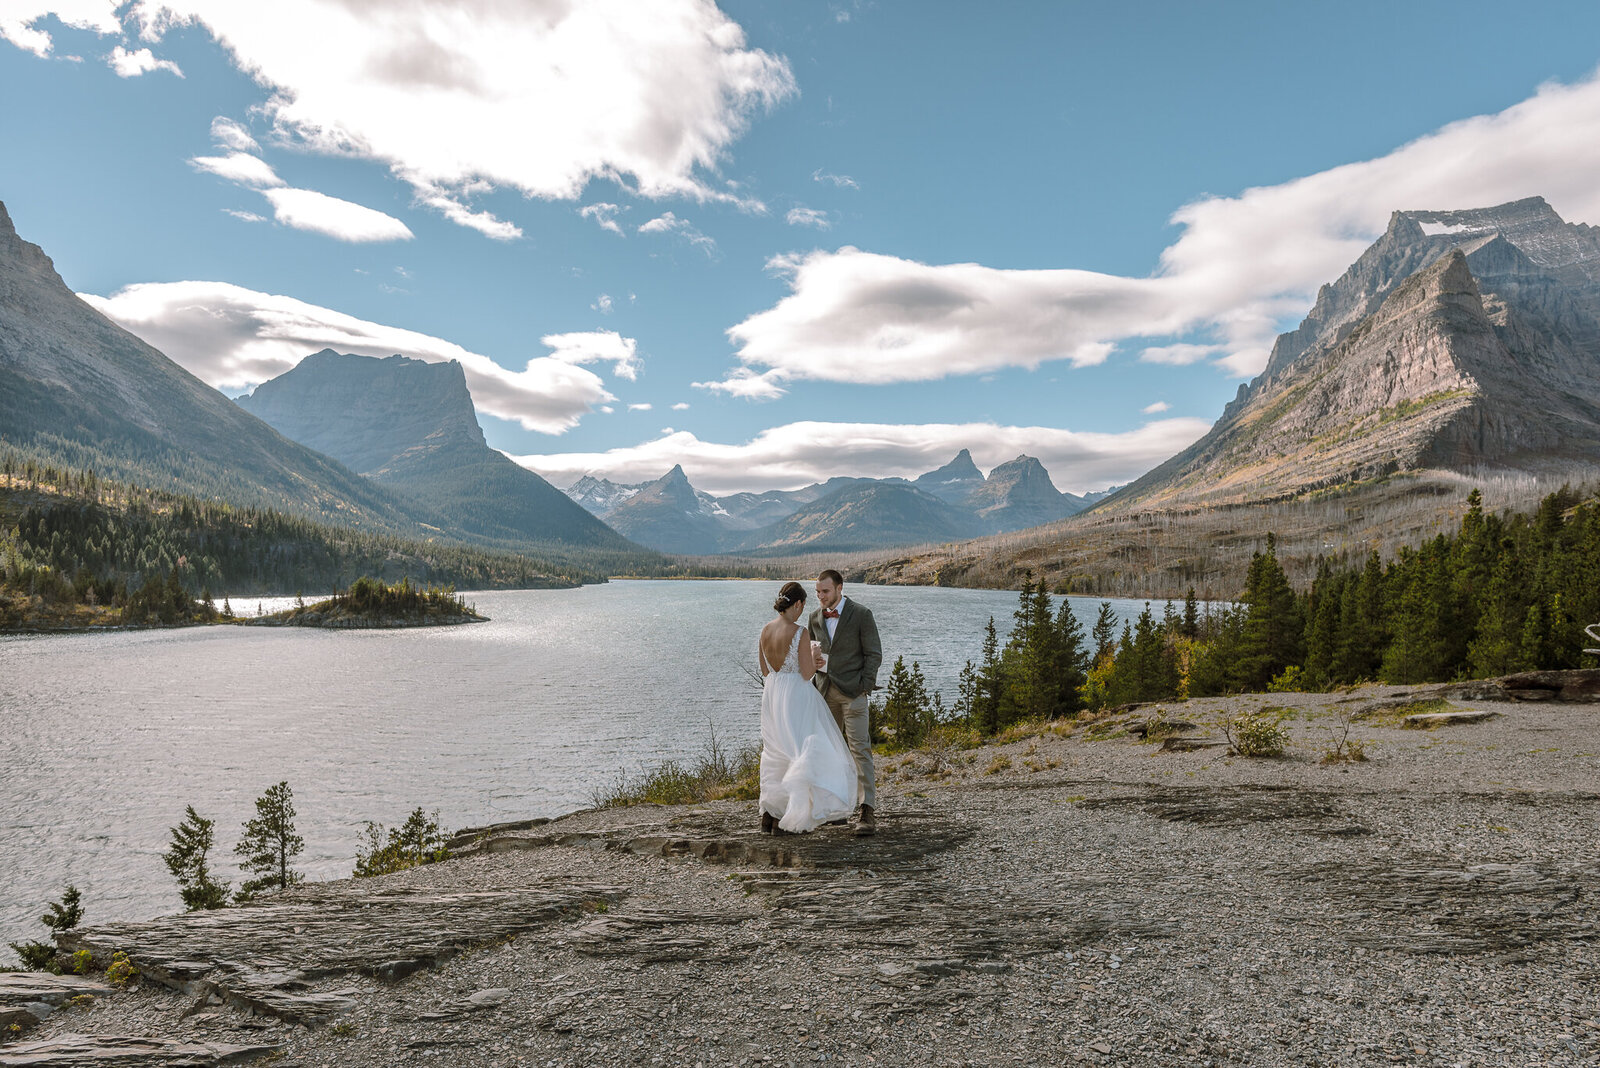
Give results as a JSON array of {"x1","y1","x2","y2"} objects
[{"x1": 826, "y1": 596, "x2": 848, "y2": 641}]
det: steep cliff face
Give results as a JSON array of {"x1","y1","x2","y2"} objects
[
  {"x1": 239, "y1": 351, "x2": 634, "y2": 549},
  {"x1": 1105, "y1": 198, "x2": 1600, "y2": 510},
  {"x1": 240, "y1": 351, "x2": 485, "y2": 476}
]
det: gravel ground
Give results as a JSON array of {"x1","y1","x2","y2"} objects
[{"x1": 7, "y1": 685, "x2": 1599, "y2": 1067}]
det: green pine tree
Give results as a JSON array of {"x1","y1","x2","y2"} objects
[
  {"x1": 234, "y1": 781, "x2": 305, "y2": 898},
  {"x1": 164, "y1": 805, "x2": 230, "y2": 911}
]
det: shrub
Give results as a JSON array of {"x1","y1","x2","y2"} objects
[
  {"x1": 355, "y1": 808, "x2": 450, "y2": 878},
  {"x1": 1267, "y1": 665, "x2": 1307, "y2": 693},
  {"x1": 985, "y1": 753, "x2": 1012, "y2": 775},
  {"x1": 1220, "y1": 709, "x2": 1290, "y2": 757},
  {"x1": 105, "y1": 951, "x2": 138, "y2": 987}
]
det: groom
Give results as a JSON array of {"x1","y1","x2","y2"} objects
[{"x1": 809, "y1": 570, "x2": 882, "y2": 835}]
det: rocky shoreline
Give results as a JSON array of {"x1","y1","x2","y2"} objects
[{"x1": 4, "y1": 677, "x2": 1598, "y2": 1067}]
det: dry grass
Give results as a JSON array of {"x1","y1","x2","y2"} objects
[{"x1": 590, "y1": 729, "x2": 761, "y2": 808}]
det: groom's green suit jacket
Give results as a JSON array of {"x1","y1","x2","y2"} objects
[{"x1": 808, "y1": 598, "x2": 883, "y2": 700}]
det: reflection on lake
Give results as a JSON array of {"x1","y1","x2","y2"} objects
[{"x1": 0, "y1": 580, "x2": 1164, "y2": 952}]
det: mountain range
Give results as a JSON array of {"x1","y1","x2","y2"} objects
[
  {"x1": 1101, "y1": 196, "x2": 1600, "y2": 510},
  {"x1": 8, "y1": 190, "x2": 1598, "y2": 589},
  {"x1": 562, "y1": 450, "x2": 1095, "y2": 555}
]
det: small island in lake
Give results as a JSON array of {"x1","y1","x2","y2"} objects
[{"x1": 250, "y1": 577, "x2": 488, "y2": 629}]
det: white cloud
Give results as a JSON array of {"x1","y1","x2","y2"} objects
[
  {"x1": 592, "y1": 293, "x2": 614, "y2": 315},
  {"x1": 511, "y1": 418, "x2": 1211, "y2": 496},
  {"x1": 188, "y1": 146, "x2": 413, "y2": 243},
  {"x1": 539, "y1": 330, "x2": 640, "y2": 381},
  {"x1": 718, "y1": 69, "x2": 1600, "y2": 391},
  {"x1": 189, "y1": 152, "x2": 283, "y2": 188},
  {"x1": 107, "y1": 43, "x2": 181, "y2": 76},
  {"x1": 691, "y1": 366, "x2": 787, "y2": 400},
  {"x1": 260, "y1": 187, "x2": 413, "y2": 243},
  {"x1": 579, "y1": 202, "x2": 626, "y2": 236},
  {"x1": 785, "y1": 206, "x2": 830, "y2": 229},
  {"x1": 811, "y1": 168, "x2": 858, "y2": 190},
  {"x1": 637, "y1": 211, "x2": 717, "y2": 255},
  {"x1": 222, "y1": 208, "x2": 266, "y2": 223},
  {"x1": 80, "y1": 281, "x2": 618, "y2": 433},
  {"x1": 627, "y1": 402, "x2": 652, "y2": 411},
  {"x1": 671, "y1": 402, "x2": 690, "y2": 411},
  {"x1": 1139, "y1": 343, "x2": 1220, "y2": 366},
  {"x1": 1142, "y1": 401, "x2": 1171, "y2": 414},
  {"x1": 1, "y1": 2, "x2": 119, "y2": 57},
  {"x1": 69, "y1": 0, "x2": 792, "y2": 237},
  {"x1": 411, "y1": 184, "x2": 521, "y2": 240},
  {"x1": 210, "y1": 115, "x2": 258, "y2": 152}
]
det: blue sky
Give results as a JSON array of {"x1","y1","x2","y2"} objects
[{"x1": 5, "y1": 1, "x2": 1600, "y2": 493}]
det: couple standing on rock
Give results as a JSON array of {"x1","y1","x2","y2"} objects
[{"x1": 756, "y1": 570, "x2": 882, "y2": 836}]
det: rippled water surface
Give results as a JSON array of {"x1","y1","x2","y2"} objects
[{"x1": 0, "y1": 580, "x2": 1155, "y2": 952}]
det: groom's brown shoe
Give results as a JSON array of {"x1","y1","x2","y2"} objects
[{"x1": 854, "y1": 804, "x2": 876, "y2": 836}]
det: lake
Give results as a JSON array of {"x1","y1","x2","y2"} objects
[{"x1": 0, "y1": 580, "x2": 1165, "y2": 954}]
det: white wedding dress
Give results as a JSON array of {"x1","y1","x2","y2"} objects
[{"x1": 758, "y1": 624, "x2": 858, "y2": 832}]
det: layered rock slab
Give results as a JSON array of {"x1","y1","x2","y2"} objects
[{"x1": 55, "y1": 881, "x2": 626, "y2": 1024}]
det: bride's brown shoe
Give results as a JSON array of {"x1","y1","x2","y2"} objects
[{"x1": 760, "y1": 812, "x2": 775, "y2": 834}]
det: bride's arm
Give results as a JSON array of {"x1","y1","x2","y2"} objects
[
  {"x1": 758, "y1": 636, "x2": 769, "y2": 678},
  {"x1": 797, "y1": 624, "x2": 817, "y2": 681}
]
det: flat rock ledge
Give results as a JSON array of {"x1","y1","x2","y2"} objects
[
  {"x1": 0, "y1": 974, "x2": 115, "y2": 1034},
  {"x1": 0, "y1": 1033, "x2": 277, "y2": 1067},
  {"x1": 56, "y1": 881, "x2": 625, "y2": 1024}
]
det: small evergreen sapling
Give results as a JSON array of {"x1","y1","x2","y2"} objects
[
  {"x1": 7, "y1": 885, "x2": 84, "y2": 972},
  {"x1": 234, "y1": 781, "x2": 304, "y2": 899},
  {"x1": 164, "y1": 805, "x2": 230, "y2": 910}
]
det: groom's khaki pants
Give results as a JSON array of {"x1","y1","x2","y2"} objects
[{"x1": 822, "y1": 684, "x2": 875, "y2": 810}]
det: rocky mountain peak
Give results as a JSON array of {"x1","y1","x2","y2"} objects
[
  {"x1": 0, "y1": 200, "x2": 70, "y2": 305},
  {"x1": 912, "y1": 448, "x2": 987, "y2": 504},
  {"x1": 238, "y1": 350, "x2": 485, "y2": 476},
  {"x1": 1103, "y1": 196, "x2": 1600, "y2": 512}
]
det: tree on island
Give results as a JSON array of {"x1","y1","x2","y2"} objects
[
  {"x1": 234, "y1": 781, "x2": 304, "y2": 899},
  {"x1": 164, "y1": 805, "x2": 230, "y2": 910}
]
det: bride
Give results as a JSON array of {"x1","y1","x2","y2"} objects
[{"x1": 757, "y1": 582, "x2": 859, "y2": 833}]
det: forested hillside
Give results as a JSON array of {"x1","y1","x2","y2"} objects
[
  {"x1": 873, "y1": 485, "x2": 1600, "y2": 749},
  {"x1": 0, "y1": 454, "x2": 611, "y2": 628}
]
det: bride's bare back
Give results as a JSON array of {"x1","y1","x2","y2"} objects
[{"x1": 759, "y1": 618, "x2": 816, "y2": 680}]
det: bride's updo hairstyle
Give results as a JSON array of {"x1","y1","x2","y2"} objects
[{"x1": 773, "y1": 581, "x2": 806, "y2": 613}]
